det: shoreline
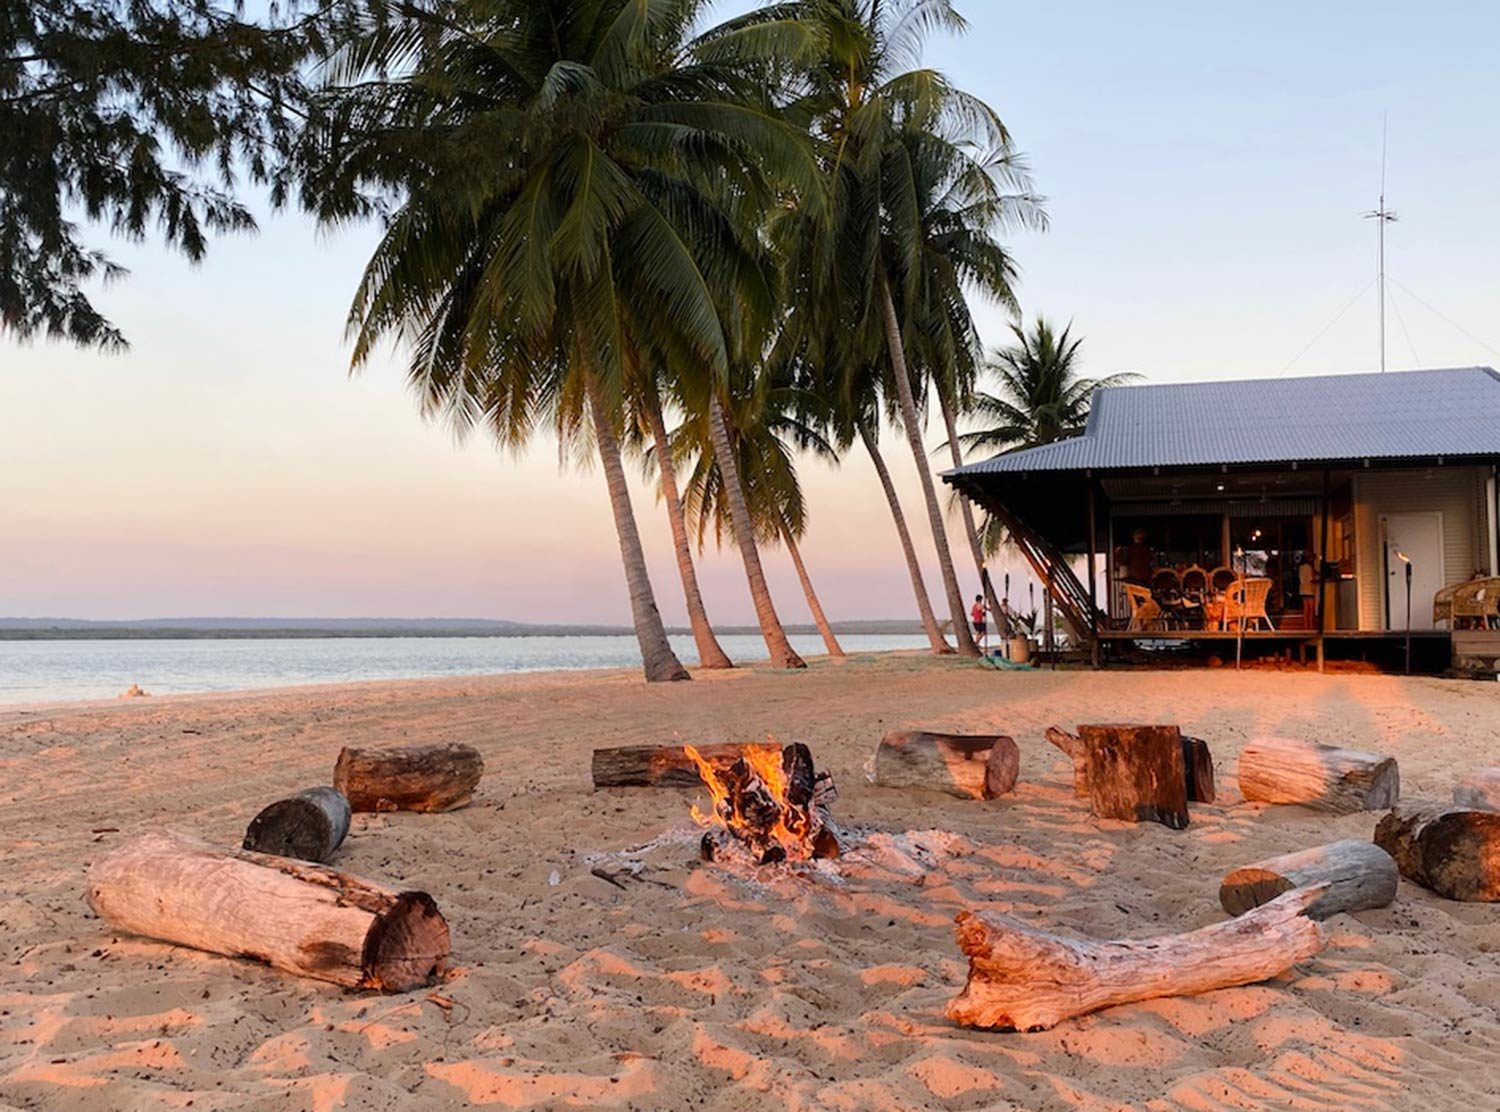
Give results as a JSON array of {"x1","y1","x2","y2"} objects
[
  {"x1": 0, "y1": 637, "x2": 934, "y2": 712},
  {"x1": 0, "y1": 647, "x2": 936, "y2": 717}
]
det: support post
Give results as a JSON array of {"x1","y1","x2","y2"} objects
[
  {"x1": 1317, "y1": 469, "x2": 1332, "y2": 673},
  {"x1": 1087, "y1": 479, "x2": 1100, "y2": 668}
]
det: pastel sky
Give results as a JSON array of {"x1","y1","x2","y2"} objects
[{"x1": 4, "y1": 1, "x2": 1499, "y2": 625}]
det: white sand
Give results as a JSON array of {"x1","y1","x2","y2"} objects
[{"x1": 2, "y1": 655, "x2": 1498, "y2": 1110}]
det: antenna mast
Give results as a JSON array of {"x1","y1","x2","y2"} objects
[{"x1": 1362, "y1": 117, "x2": 1397, "y2": 372}]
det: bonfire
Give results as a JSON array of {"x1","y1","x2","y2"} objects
[{"x1": 685, "y1": 741, "x2": 841, "y2": 865}]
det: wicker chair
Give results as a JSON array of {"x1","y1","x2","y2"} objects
[
  {"x1": 1180, "y1": 566, "x2": 1209, "y2": 600},
  {"x1": 1209, "y1": 566, "x2": 1237, "y2": 596},
  {"x1": 1433, "y1": 582, "x2": 1460, "y2": 628},
  {"x1": 1179, "y1": 566, "x2": 1209, "y2": 627},
  {"x1": 1123, "y1": 583, "x2": 1165, "y2": 631},
  {"x1": 1454, "y1": 579, "x2": 1500, "y2": 630},
  {"x1": 1223, "y1": 577, "x2": 1275, "y2": 631}
]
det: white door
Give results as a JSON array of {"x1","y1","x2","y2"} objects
[{"x1": 1382, "y1": 512, "x2": 1444, "y2": 631}]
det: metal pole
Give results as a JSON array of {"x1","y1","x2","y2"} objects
[
  {"x1": 1235, "y1": 546, "x2": 1246, "y2": 671},
  {"x1": 1378, "y1": 196, "x2": 1386, "y2": 373},
  {"x1": 1405, "y1": 561, "x2": 1413, "y2": 675}
]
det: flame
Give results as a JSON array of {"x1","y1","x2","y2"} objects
[{"x1": 684, "y1": 742, "x2": 817, "y2": 860}]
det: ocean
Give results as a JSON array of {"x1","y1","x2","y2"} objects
[{"x1": 0, "y1": 633, "x2": 931, "y2": 705}]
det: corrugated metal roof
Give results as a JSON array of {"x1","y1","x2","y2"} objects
[{"x1": 947, "y1": 366, "x2": 1500, "y2": 475}]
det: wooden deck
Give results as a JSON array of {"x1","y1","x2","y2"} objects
[{"x1": 1096, "y1": 629, "x2": 1449, "y2": 642}]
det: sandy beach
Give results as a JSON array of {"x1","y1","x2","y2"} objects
[{"x1": 3, "y1": 654, "x2": 1499, "y2": 1110}]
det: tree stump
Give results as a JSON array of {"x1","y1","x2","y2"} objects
[
  {"x1": 1044, "y1": 726, "x2": 1088, "y2": 796},
  {"x1": 947, "y1": 886, "x2": 1326, "y2": 1031},
  {"x1": 873, "y1": 731, "x2": 1020, "y2": 800},
  {"x1": 1219, "y1": 839, "x2": 1398, "y2": 919},
  {"x1": 243, "y1": 786, "x2": 351, "y2": 863},
  {"x1": 87, "y1": 831, "x2": 449, "y2": 990},
  {"x1": 1374, "y1": 807, "x2": 1500, "y2": 901},
  {"x1": 591, "y1": 743, "x2": 780, "y2": 789},
  {"x1": 1453, "y1": 769, "x2": 1500, "y2": 811},
  {"x1": 334, "y1": 743, "x2": 484, "y2": 812},
  {"x1": 1049, "y1": 725, "x2": 1214, "y2": 804},
  {"x1": 1078, "y1": 724, "x2": 1189, "y2": 829},
  {"x1": 1182, "y1": 736, "x2": 1216, "y2": 804},
  {"x1": 1237, "y1": 738, "x2": 1399, "y2": 813}
]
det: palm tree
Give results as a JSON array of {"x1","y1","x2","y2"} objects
[
  {"x1": 304, "y1": 0, "x2": 820, "y2": 681},
  {"x1": 678, "y1": 373, "x2": 844, "y2": 660},
  {"x1": 637, "y1": 374, "x2": 734, "y2": 669},
  {"x1": 958, "y1": 319, "x2": 1137, "y2": 556},
  {"x1": 896, "y1": 127, "x2": 1045, "y2": 628},
  {"x1": 770, "y1": 0, "x2": 1021, "y2": 657},
  {"x1": 959, "y1": 320, "x2": 1137, "y2": 455}
]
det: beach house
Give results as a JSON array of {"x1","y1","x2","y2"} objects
[{"x1": 944, "y1": 366, "x2": 1500, "y2": 668}]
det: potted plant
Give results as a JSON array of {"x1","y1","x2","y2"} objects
[{"x1": 1007, "y1": 609, "x2": 1038, "y2": 664}]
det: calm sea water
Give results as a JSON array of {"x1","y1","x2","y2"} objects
[{"x1": 0, "y1": 633, "x2": 929, "y2": 705}]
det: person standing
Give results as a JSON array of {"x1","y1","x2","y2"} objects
[
  {"x1": 1123, "y1": 529, "x2": 1153, "y2": 585},
  {"x1": 970, "y1": 594, "x2": 989, "y2": 653},
  {"x1": 1299, "y1": 553, "x2": 1318, "y2": 628}
]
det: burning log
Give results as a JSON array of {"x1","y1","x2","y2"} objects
[
  {"x1": 242, "y1": 786, "x2": 351, "y2": 863},
  {"x1": 1374, "y1": 807, "x2": 1500, "y2": 901},
  {"x1": 334, "y1": 743, "x2": 484, "y2": 812},
  {"x1": 591, "y1": 743, "x2": 780, "y2": 789},
  {"x1": 1453, "y1": 768, "x2": 1500, "y2": 811},
  {"x1": 946, "y1": 886, "x2": 1327, "y2": 1031},
  {"x1": 87, "y1": 831, "x2": 449, "y2": 991},
  {"x1": 1237, "y1": 737, "x2": 1398, "y2": 813},
  {"x1": 1078, "y1": 724, "x2": 1189, "y2": 829},
  {"x1": 1048, "y1": 725, "x2": 1215, "y2": 803},
  {"x1": 1219, "y1": 839, "x2": 1398, "y2": 919},
  {"x1": 688, "y1": 742, "x2": 840, "y2": 865},
  {"x1": 873, "y1": 731, "x2": 1020, "y2": 800}
]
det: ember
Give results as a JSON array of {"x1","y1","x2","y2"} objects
[{"x1": 685, "y1": 742, "x2": 841, "y2": 865}]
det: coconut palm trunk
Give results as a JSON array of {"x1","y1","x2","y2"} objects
[
  {"x1": 878, "y1": 275, "x2": 980, "y2": 656},
  {"x1": 938, "y1": 388, "x2": 1004, "y2": 634},
  {"x1": 585, "y1": 374, "x2": 690, "y2": 683},
  {"x1": 708, "y1": 395, "x2": 806, "y2": 669},
  {"x1": 644, "y1": 384, "x2": 733, "y2": 670},
  {"x1": 858, "y1": 422, "x2": 953, "y2": 653},
  {"x1": 779, "y1": 520, "x2": 845, "y2": 660}
]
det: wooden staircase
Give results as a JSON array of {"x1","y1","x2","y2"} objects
[{"x1": 990, "y1": 503, "x2": 1107, "y2": 646}]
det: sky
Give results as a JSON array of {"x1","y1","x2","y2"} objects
[{"x1": 4, "y1": 1, "x2": 1500, "y2": 626}]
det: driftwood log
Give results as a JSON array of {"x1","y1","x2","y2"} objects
[
  {"x1": 1237, "y1": 737, "x2": 1399, "y2": 813},
  {"x1": 873, "y1": 731, "x2": 1020, "y2": 800},
  {"x1": 1047, "y1": 725, "x2": 1214, "y2": 803},
  {"x1": 1079, "y1": 724, "x2": 1189, "y2": 829},
  {"x1": 334, "y1": 743, "x2": 484, "y2": 812},
  {"x1": 87, "y1": 831, "x2": 449, "y2": 990},
  {"x1": 947, "y1": 886, "x2": 1327, "y2": 1031},
  {"x1": 591, "y1": 743, "x2": 779, "y2": 789},
  {"x1": 1374, "y1": 807, "x2": 1500, "y2": 901},
  {"x1": 243, "y1": 786, "x2": 352, "y2": 863},
  {"x1": 1219, "y1": 839, "x2": 1398, "y2": 919},
  {"x1": 1453, "y1": 768, "x2": 1500, "y2": 811}
]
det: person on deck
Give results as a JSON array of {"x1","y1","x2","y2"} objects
[
  {"x1": 1299, "y1": 554, "x2": 1318, "y2": 628},
  {"x1": 1123, "y1": 529, "x2": 1153, "y2": 585}
]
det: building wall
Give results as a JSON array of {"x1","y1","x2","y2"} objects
[{"x1": 1352, "y1": 466, "x2": 1492, "y2": 630}]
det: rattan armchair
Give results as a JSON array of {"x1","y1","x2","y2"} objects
[{"x1": 1223, "y1": 577, "x2": 1275, "y2": 632}]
